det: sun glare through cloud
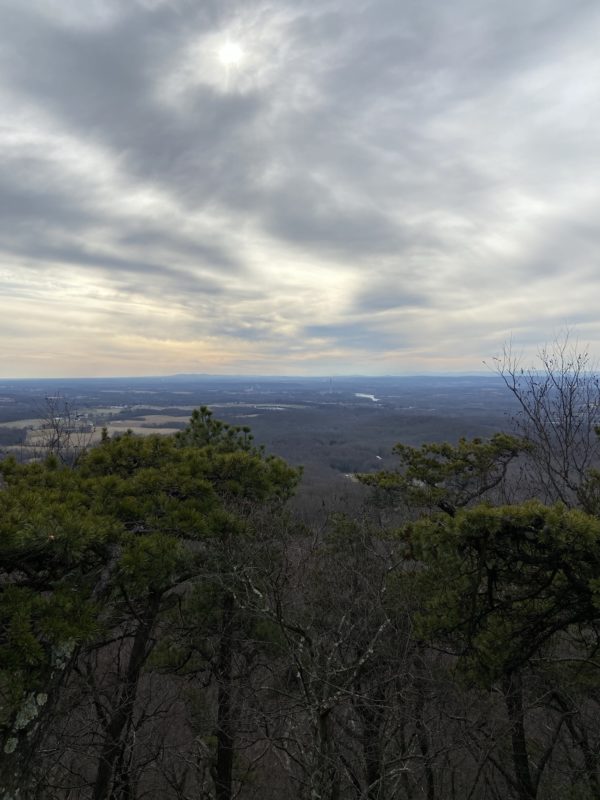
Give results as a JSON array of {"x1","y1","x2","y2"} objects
[{"x1": 217, "y1": 41, "x2": 244, "y2": 67}]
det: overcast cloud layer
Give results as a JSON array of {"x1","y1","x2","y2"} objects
[{"x1": 2, "y1": 0, "x2": 600, "y2": 377}]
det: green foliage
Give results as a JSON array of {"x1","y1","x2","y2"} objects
[
  {"x1": 119, "y1": 533, "x2": 186, "y2": 593},
  {"x1": 0, "y1": 408, "x2": 299, "y2": 745},
  {"x1": 359, "y1": 433, "x2": 526, "y2": 515},
  {"x1": 175, "y1": 405, "x2": 257, "y2": 452},
  {"x1": 0, "y1": 470, "x2": 111, "y2": 736},
  {"x1": 403, "y1": 501, "x2": 600, "y2": 683}
]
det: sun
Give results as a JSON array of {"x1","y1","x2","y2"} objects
[{"x1": 217, "y1": 41, "x2": 244, "y2": 67}]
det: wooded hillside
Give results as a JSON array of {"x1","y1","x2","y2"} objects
[{"x1": 2, "y1": 343, "x2": 600, "y2": 800}]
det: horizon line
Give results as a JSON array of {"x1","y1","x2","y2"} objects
[{"x1": 0, "y1": 370, "x2": 497, "y2": 382}]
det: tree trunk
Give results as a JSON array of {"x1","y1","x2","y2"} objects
[
  {"x1": 93, "y1": 592, "x2": 160, "y2": 800},
  {"x1": 553, "y1": 691, "x2": 600, "y2": 800},
  {"x1": 502, "y1": 672, "x2": 536, "y2": 800},
  {"x1": 310, "y1": 707, "x2": 339, "y2": 800},
  {"x1": 0, "y1": 642, "x2": 77, "y2": 797},
  {"x1": 356, "y1": 684, "x2": 385, "y2": 800},
  {"x1": 0, "y1": 725, "x2": 35, "y2": 799},
  {"x1": 215, "y1": 592, "x2": 235, "y2": 800},
  {"x1": 414, "y1": 654, "x2": 435, "y2": 800}
]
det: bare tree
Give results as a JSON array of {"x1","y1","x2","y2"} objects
[
  {"x1": 34, "y1": 393, "x2": 96, "y2": 464},
  {"x1": 493, "y1": 334, "x2": 600, "y2": 509}
]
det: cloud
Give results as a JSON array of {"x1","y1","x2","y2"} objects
[{"x1": 2, "y1": 0, "x2": 600, "y2": 376}]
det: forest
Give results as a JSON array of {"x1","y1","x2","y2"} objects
[{"x1": 2, "y1": 342, "x2": 600, "y2": 800}]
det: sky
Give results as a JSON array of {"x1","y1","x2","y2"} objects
[{"x1": 2, "y1": 0, "x2": 600, "y2": 378}]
